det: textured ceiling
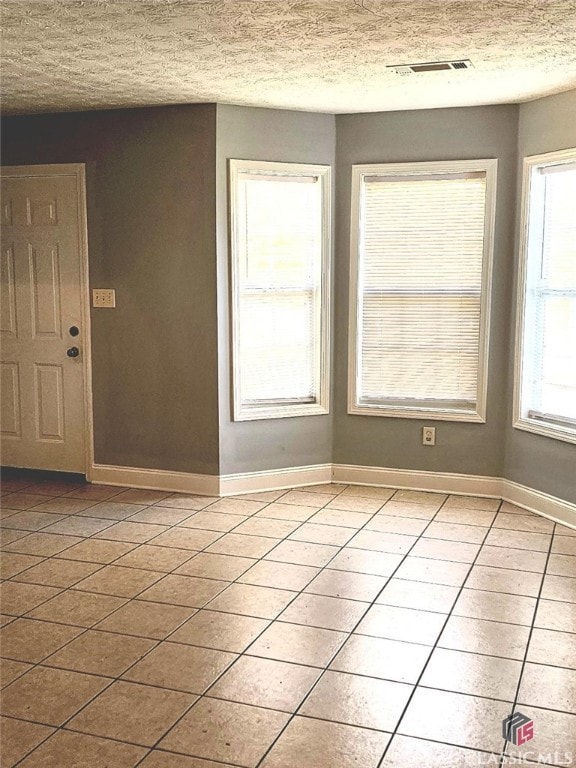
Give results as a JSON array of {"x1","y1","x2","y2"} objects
[{"x1": 2, "y1": 0, "x2": 576, "y2": 115}]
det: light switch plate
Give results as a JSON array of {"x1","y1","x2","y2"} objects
[{"x1": 92, "y1": 289, "x2": 116, "y2": 308}]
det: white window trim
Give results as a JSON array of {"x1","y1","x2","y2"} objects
[
  {"x1": 347, "y1": 158, "x2": 497, "y2": 422},
  {"x1": 513, "y1": 147, "x2": 576, "y2": 445},
  {"x1": 229, "y1": 159, "x2": 331, "y2": 422}
]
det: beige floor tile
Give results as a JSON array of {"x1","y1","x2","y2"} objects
[
  {"x1": 13, "y1": 558, "x2": 102, "y2": 588},
  {"x1": 0, "y1": 581, "x2": 60, "y2": 615},
  {"x1": 206, "y1": 498, "x2": 269, "y2": 516},
  {"x1": 394, "y1": 556, "x2": 470, "y2": 587},
  {"x1": 154, "y1": 493, "x2": 218, "y2": 510},
  {"x1": 27, "y1": 590, "x2": 126, "y2": 627},
  {"x1": 238, "y1": 560, "x2": 319, "y2": 590},
  {"x1": 465, "y1": 565, "x2": 542, "y2": 596},
  {"x1": 206, "y1": 532, "x2": 279, "y2": 558},
  {"x1": 547, "y1": 553, "x2": 576, "y2": 577},
  {"x1": 331, "y1": 634, "x2": 431, "y2": 683},
  {"x1": 123, "y1": 641, "x2": 236, "y2": 692},
  {"x1": 4, "y1": 532, "x2": 82, "y2": 556},
  {"x1": 238, "y1": 489, "x2": 289, "y2": 501},
  {"x1": 499, "y1": 501, "x2": 528, "y2": 514},
  {"x1": 392, "y1": 490, "x2": 446, "y2": 507},
  {"x1": 138, "y1": 751, "x2": 233, "y2": 768},
  {"x1": 178, "y1": 510, "x2": 247, "y2": 531},
  {"x1": 541, "y1": 574, "x2": 576, "y2": 603},
  {"x1": 114, "y1": 543, "x2": 195, "y2": 572},
  {"x1": 440, "y1": 615, "x2": 531, "y2": 660},
  {"x1": 110, "y1": 488, "x2": 172, "y2": 505},
  {"x1": 170, "y1": 609, "x2": 269, "y2": 652},
  {"x1": 138, "y1": 574, "x2": 228, "y2": 608},
  {"x1": 1, "y1": 666, "x2": 110, "y2": 724},
  {"x1": 0, "y1": 659, "x2": 32, "y2": 688},
  {"x1": 17, "y1": 730, "x2": 147, "y2": 768},
  {"x1": 0, "y1": 552, "x2": 44, "y2": 578},
  {"x1": 125, "y1": 506, "x2": 195, "y2": 525},
  {"x1": 376, "y1": 578, "x2": 459, "y2": 613},
  {"x1": 444, "y1": 495, "x2": 500, "y2": 512},
  {"x1": 300, "y1": 669, "x2": 412, "y2": 731},
  {"x1": 255, "y1": 502, "x2": 319, "y2": 522},
  {"x1": 505, "y1": 706, "x2": 576, "y2": 762},
  {"x1": 261, "y1": 715, "x2": 390, "y2": 768},
  {"x1": 528, "y1": 628, "x2": 576, "y2": 669},
  {"x1": 0, "y1": 529, "x2": 32, "y2": 545},
  {"x1": 281, "y1": 490, "x2": 335, "y2": 507},
  {"x1": 280, "y1": 593, "x2": 368, "y2": 631},
  {"x1": 45, "y1": 629, "x2": 155, "y2": 676},
  {"x1": 476, "y1": 544, "x2": 547, "y2": 573},
  {"x1": 0, "y1": 716, "x2": 54, "y2": 766},
  {"x1": 289, "y1": 522, "x2": 355, "y2": 546},
  {"x1": 265, "y1": 539, "x2": 339, "y2": 567},
  {"x1": 306, "y1": 569, "x2": 387, "y2": 601},
  {"x1": 422, "y1": 647, "x2": 521, "y2": 700},
  {"x1": 95, "y1": 600, "x2": 195, "y2": 639},
  {"x1": 535, "y1": 598, "x2": 576, "y2": 632},
  {"x1": 250, "y1": 621, "x2": 347, "y2": 666},
  {"x1": 377, "y1": 501, "x2": 437, "y2": 520},
  {"x1": 519, "y1": 662, "x2": 576, "y2": 713},
  {"x1": 64, "y1": 485, "x2": 123, "y2": 501},
  {"x1": 33, "y1": 498, "x2": 101, "y2": 514},
  {"x1": 553, "y1": 536, "x2": 576, "y2": 556},
  {"x1": 235, "y1": 517, "x2": 301, "y2": 539},
  {"x1": 328, "y1": 548, "x2": 403, "y2": 576},
  {"x1": 399, "y1": 687, "x2": 509, "y2": 751},
  {"x1": 207, "y1": 582, "x2": 297, "y2": 619},
  {"x1": 148, "y1": 527, "x2": 208, "y2": 550},
  {"x1": 453, "y1": 588, "x2": 536, "y2": 626},
  {"x1": 308, "y1": 508, "x2": 373, "y2": 528},
  {"x1": 0, "y1": 618, "x2": 82, "y2": 662},
  {"x1": 556, "y1": 523, "x2": 576, "y2": 537},
  {"x1": 176, "y1": 551, "x2": 256, "y2": 580},
  {"x1": 68, "y1": 680, "x2": 195, "y2": 746},
  {"x1": 424, "y1": 521, "x2": 487, "y2": 544},
  {"x1": 94, "y1": 521, "x2": 170, "y2": 544},
  {"x1": 1, "y1": 493, "x2": 51, "y2": 510},
  {"x1": 434, "y1": 507, "x2": 496, "y2": 526},
  {"x1": 341, "y1": 485, "x2": 394, "y2": 501},
  {"x1": 409, "y1": 538, "x2": 480, "y2": 563},
  {"x1": 77, "y1": 501, "x2": 147, "y2": 520},
  {"x1": 326, "y1": 495, "x2": 384, "y2": 514},
  {"x1": 43, "y1": 516, "x2": 116, "y2": 537},
  {"x1": 2, "y1": 510, "x2": 67, "y2": 531},
  {"x1": 25, "y1": 481, "x2": 85, "y2": 496},
  {"x1": 485, "y1": 528, "x2": 551, "y2": 552},
  {"x1": 381, "y1": 735, "x2": 495, "y2": 768},
  {"x1": 365, "y1": 515, "x2": 429, "y2": 536},
  {"x1": 159, "y1": 697, "x2": 289, "y2": 767},
  {"x1": 493, "y1": 512, "x2": 554, "y2": 533},
  {"x1": 1, "y1": 478, "x2": 35, "y2": 492},
  {"x1": 357, "y1": 604, "x2": 445, "y2": 645},
  {"x1": 57, "y1": 538, "x2": 136, "y2": 563},
  {"x1": 209, "y1": 655, "x2": 320, "y2": 711},
  {"x1": 73, "y1": 564, "x2": 164, "y2": 597}
]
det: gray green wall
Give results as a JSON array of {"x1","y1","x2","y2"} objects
[
  {"x1": 215, "y1": 105, "x2": 336, "y2": 475},
  {"x1": 333, "y1": 105, "x2": 519, "y2": 478},
  {"x1": 1, "y1": 105, "x2": 220, "y2": 474},
  {"x1": 504, "y1": 89, "x2": 576, "y2": 502}
]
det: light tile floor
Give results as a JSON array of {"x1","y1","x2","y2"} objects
[{"x1": 1, "y1": 471, "x2": 575, "y2": 768}]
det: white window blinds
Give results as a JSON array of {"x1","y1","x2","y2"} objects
[
  {"x1": 349, "y1": 161, "x2": 496, "y2": 420},
  {"x1": 230, "y1": 160, "x2": 330, "y2": 421},
  {"x1": 516, "y1": 151, "x2": 576, "y2": 441}
]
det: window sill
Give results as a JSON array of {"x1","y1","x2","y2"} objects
[
  {"x1": 348, "y1": 403, "x2": 485, "y2": 422},
  {"x1": 234, "y1": 402, "x2": 329, "y2": 422},
  {"x1": 513, "y1": 417, "x2": 576, "y2": 445}
]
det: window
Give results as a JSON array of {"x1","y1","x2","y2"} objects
[
  {"x1": 348, "y1": 159, "x2": 497, "y2": 421},
  {"x1": 229, "y1": 159, "x2": 330, "y2": 421},
  {"x1": 514, "y1": 148, "x2": 576, "y2": 444}
]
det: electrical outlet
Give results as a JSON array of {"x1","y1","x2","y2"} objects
[
  {"x1": 92, "y1": 289, "x2": 116, "y2": 308},
  {"x1": 423, "y1": 426, "x2": 436, "y2": 446}
]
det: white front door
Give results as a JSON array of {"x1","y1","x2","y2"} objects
[{"x1": 1, "y1": 166, "x2": 89, "y2": 472}]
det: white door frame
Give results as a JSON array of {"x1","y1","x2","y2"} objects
[{"x1": 2, "y1": 163, "x2": 95, "y2": 477}]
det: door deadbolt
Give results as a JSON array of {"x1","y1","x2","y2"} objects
[
  {"x1": 67, "y1": 347, "x2": 80, "y2": 358},
  {"x1": 69, "y1": 325, "x2": 80, "y2": 337}
]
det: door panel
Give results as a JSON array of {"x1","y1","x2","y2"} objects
[{"x1": 0, "y1": 171, "x2": 87, "y2": 472}]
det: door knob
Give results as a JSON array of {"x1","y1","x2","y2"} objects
[{"x1": 67, "y1": 347, "x2": 80, "y2": 358}]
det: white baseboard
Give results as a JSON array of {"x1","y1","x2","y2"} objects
[
  {"x1": 89, "y1": 461, "x2": 575, "y2": 529},
  {"x1": 332, "y1": 463, "x2": 503, "y2": 498},
  {"x1": 219, "y1": 463, "x2": 332, "y2": 496},
  {"x1": 89, "y1": 463, "x2": 219, "y2": 497}
]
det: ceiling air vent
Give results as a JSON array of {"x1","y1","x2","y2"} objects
[{"x1": 389, "y1": 60, "x2": 473, "y2": 75}]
